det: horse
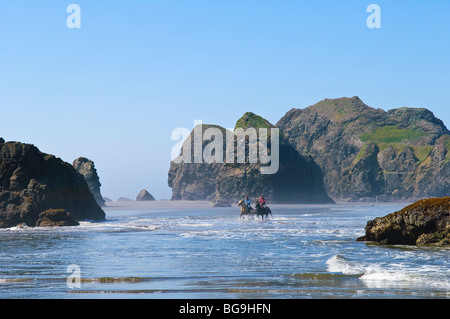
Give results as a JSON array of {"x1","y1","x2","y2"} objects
[
  {"x1": 255, "y1": 202, "x2": 272, "y2": 220},
  {"x1": 237, "y1": 200, "x2": 255, "y2": 219}
]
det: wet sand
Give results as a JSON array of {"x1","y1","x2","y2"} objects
[{"x1": 103, "y1": 200, "x2": 215, "y2": 211}]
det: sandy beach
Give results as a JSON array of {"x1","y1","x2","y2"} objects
[{"x1": 103, "y1": 200, "x2": 216, "y2": 211}]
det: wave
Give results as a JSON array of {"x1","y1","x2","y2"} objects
[
  {"x1": 326, "y1": 255, "x2": 450, "y2": 291},
  {"x1": 326, "y1": 255, "x2": 366, "y2": 275}
]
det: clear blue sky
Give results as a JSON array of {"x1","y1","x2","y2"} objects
[{"x1": 1, "y1": 1, "x2": 449, "y2": 200}]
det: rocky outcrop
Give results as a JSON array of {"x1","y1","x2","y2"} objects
[
  {"x1": 168, "y1": 125, "x2": 226, "y2": 201},
  {"x1": 73, "y1": 157, "x2": 105, "y2": 207},
  {"x1": 168, "y1": 113, "x2": 334, "y2": 205},
  {"x1": 357, "y1": 197, "x2": 450, "y2": 245},
  {"x1": 277, "y1": 96, "x2": 450, "y2": 201},
  {"x1": 214, "y1": 113, "x2": 333, "y2": 205},
  {"x1": 36, "y1": 209, "x2": 79, "y2": 227},
  {"x1": 136, "y1": 189, "x2": 155, "y2": 201},
  {"x1": 0, "y1": 140, "x2": 105, "y2": 228}
]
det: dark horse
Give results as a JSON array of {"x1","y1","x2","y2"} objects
[{"x1": 255, "y1": 202, "x2": 272, "y2": 220}]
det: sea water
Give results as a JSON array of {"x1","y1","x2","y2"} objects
[{"x1": 0, "y1": 202, "x2": 448, "y2": 299}]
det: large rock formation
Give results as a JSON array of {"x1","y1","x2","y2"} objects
[
  {"x1": 357, "y1": 197, "x2": 450, "y2": 245},
  {"x1": 0, "y1": 139, "x2": 105, "y2": 228},
  {"x1": 168, "y1": 125, "x2": 226, "y2": 201},
  {"x1": 277, "y1": 96, "x2": 450, "y2": 201},
  {"x1": 168, "y1": 113, "x2": 334, "y2": 205},
  {"x1": 73, "y1": 157, "x2": 106, "y2": 207}
]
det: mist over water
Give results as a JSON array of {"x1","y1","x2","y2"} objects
[{"x1": 0, "y1": 202, "x2": 448, "y2": 299}]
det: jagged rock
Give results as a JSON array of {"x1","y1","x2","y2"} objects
[
  {"x1": 168, "y1": 125, "x2": 226, "y2": 201},
  {"x1": 413, "y1": 135, "x2": 450, "y2": 198},
  {"x1": 73, "y1": 157, "x2": 105, "y2": 207},
  {"x1": 36, "y1": 209, "x2": 79, "y2": 227},
  {"x1": 0, "y1": 140, "x2": 105, "y2": 228},
  {"x1": 277, "y1": 97, "x2": 450, "y2": 201},
  {"x1": 136, "y1": 189, "x2": 155, "y2": 201},
  {"x1": 357, "y1": 197, "x2": 450, "y2": 245},
  {"x1": 168, "y1": 113, "x2": 334, "y2": 205}
]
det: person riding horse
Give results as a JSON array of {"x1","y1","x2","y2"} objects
[
  {"x1": 238, "y1": 195, "x2": 272, "y2": 220},
  {"x1": 256, "y1": 195, "x2": 272, "y2": 220},
  {"x1": 259, "y1": 195, "x2": 266, "y2": 208},
  {"x1": 238, "y1": 196, "x2": 254, "y2": 219},
  {"x1": 244, "y1": 196, "x2": 252, "y2": 210}
]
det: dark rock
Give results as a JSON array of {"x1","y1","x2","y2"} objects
[
  {"x1": 136, "y1": 189, "x2": 155, "y2": 201},
  {"x1": 0, "y1": 141, "x2": 105, "y2": 228},
  {"x1": 168, "y1": 124, "x2": 226, "y2": 201},
  {"x1": 168, "y1": 113, "x2": 334, "y2": 205},
  {"x1": 36, "y1": 209, "x2": 79, "y2": 227},
  {"x1": 73, "y1": 157, "x2": 106, "y2": 207},
  {"x1": 357, "y1": 197, "x2": 450, "y2": 245}
]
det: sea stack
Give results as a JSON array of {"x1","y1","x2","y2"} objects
[
  {"x1": 168, "y1": 113, "x2": 334, "y2": 205},
  {"x1": 0, "y1": 139, "x2": 105, "y2": 228},
  {"x1": 73, "y1": 157, "x2": 106, "y2": 207},
  {"x1": 277, "y1": 96, "x2": 450, "y2": 202},
  {"x1": 136, "y1": 189, "x2": 155, "y2": 201}
]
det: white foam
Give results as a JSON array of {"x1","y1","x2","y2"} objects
[
  {"x1": 327, "y1": 255, "x2": 450, "y2": 291},
  {"x1": 326, "y1": 255, "x2": 365, "y2": 275}
]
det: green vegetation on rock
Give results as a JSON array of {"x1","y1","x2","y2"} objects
[
  {"x1": 234, "y1": 112, "x2": 274, "y2": 130},
  {"x1": 361, "y1": 125, "x2": 427, "y2": 144},
  {"x1": 277, "y1": 96, "x2": 450, "y2": 201}
]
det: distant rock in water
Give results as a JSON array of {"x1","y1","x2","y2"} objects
[
  {"x1": 116, "y1": 197, "x2": 132, "y2": 202},
  {"x1": 0, "y1": 139, "x2": 105, "y2": 228},
  {"x1": 357, "y1": 197, "x2": 450, "y2": 245},
  {"x1": 136, "y1": 189, "x2": 155, "y2": 201},
  {"x1": 277, "y1": 96, "x2": 450, "y2": 201},
  {"x1": 73, "y1": 157, "x2": 106, "y2": 207},
  {"x1": 168, "y1": 113, "x2": 334, "y2": 205}
]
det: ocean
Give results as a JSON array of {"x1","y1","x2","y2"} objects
[{"x1": 0, "y1": 201, "x2": 448, "y2": 299}]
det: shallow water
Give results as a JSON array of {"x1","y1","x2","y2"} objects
[{"x1": 0, "y1": 202, "x2": 449, "y2": 299}]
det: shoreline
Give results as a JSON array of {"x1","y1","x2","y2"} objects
[{"x1": 103, "y1": 200, "x2": 412, "y2": 212}]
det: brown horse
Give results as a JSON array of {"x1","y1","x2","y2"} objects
[{"x1": 238, "y1": 200, "x2": 255, "y2": 219}]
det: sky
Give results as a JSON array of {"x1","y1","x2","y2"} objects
[{"x1": 0, "y1": 1, "x2": 449, "y2": 200}]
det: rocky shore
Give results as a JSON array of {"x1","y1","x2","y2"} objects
[
  {"x1": 0, "y1": 139, "x2": 105, "y2": 228},
  {"x1": 357, "y1": 197, "x2": 450, "y2": 245}
]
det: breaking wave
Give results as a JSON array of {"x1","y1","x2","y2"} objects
[{"x1": 326, "y1": 255, "x2": 450, "y2": 291}]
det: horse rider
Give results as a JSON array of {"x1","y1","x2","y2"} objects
[
  {"x1": 244, "y1": 196, "x2": 252, "y2": 210},
  {"x1": 259, "y1": 195, "x2": 266, "y2": 208}
]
